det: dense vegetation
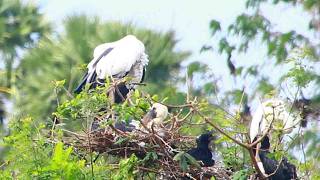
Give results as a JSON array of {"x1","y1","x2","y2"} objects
[{"x1": 1, "y1": 0, "x2": 320, "y2": 179}]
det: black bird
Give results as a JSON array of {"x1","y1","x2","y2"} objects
[
  {"x1": 90, "y1": 113, "x2": 138, "y2": 133},
  {"x1": 293, "y1": 97, "x2": 312, "y2": 128},
  {"x1": 187, "y1": 132, "x2": 215, "y2": 167},
  {"x1": 227, "y1": 53, "x2": 236, "y2": 76},
  {"x1": 255, "y1": 136, "x2": 297, "y2": 180},
  {"x1": 240, "y1": 101, "x2": 252, "y2": 126}
]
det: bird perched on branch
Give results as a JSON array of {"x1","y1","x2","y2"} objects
[
  {"x1": 74, "y1": 35, "x2": 149, "y2": 103},
  {"x1": 141, "y1": 103, "x2": 168, "y2": 130},
  {"x1": 187, "y1": 132, "x2": 215, "y2": 167},
  {"x1": 249, "y1": 99, "x2": 301, "y2": 143},
  {"x1": 254, "y1": 136, "x2": 297, "y2": 180},
  {"x1": 249, "y1": 99, "x2": 300, "y2": 176},
  {"x1": 240, "y1": 101, "x2": 252, "y2": 126}
]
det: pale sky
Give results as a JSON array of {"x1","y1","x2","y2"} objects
[{"x1": 33, "y1": 0, "x2": 311, "y2": 98}]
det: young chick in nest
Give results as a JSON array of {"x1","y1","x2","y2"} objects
[
  {"x1": 141, "y1": 103, "x2": 168, "y2": 134},
  {"x1": 187, "y1": 132, "x2": 216, "y2": 167}
]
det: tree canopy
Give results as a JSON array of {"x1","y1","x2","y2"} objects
[{"x1": 1, "y1": 0, "x2": 320, "y2": 179}]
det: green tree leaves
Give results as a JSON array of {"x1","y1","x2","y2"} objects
[
  {"x1": 0, "y1": 0, "x2": 50, "y2": 87},
  {"x1": 15, "y1": 15, "x2": 189, "y2": 120}
]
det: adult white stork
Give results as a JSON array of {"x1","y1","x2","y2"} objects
[
  {"x1": 249, "y1": 99, "x2": 300, "y2": 143},
  {"x1": 249, "y1": 98, "x2": 301, "y2": 175},
  {"x1": 74, "y1": 35, "x2": 149, "y2": 103}
]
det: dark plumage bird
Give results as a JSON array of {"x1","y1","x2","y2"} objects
[
  {"x1": 114, "y1": 120, "x2": 137, "y2": 132},
  {"x1": 74, "y1": 35, "x2": 149, "y2": 104},
  {"x1": 293, "y1": 97, "x2": 312, "y2": 128},
  {"x1": 90, "y1": 113, "x2": 138, "y2": 133},
  {"x1": 240, "y1": 102, "x2": 252, "y2": 126},
  {"x1": 254, "y1": 136, "x2": 297, "y2": 180},
  {"x1": 187, "y1": 132, "x2": 215, "y2": 167},
  {"x1": 227, "y1": 54, "x2": 236, "y2": 76}
]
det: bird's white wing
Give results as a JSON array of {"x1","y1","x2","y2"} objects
[
  {"x1": 85, "y1": 42, "x2": 116, "y2": 83},
  {"x1": 282, "y1": 111, "x2": 299, "y2": 133},
  {"x1": 95, "y1": 36, "x2": 146, "y2": 79},
  {"x1": 87, "y1": 43, "x2": 115, "y2": 73},
  {"x1": 250, "y1": 105, "x2": 264, "y2": 142}
]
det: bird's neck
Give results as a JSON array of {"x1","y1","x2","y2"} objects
[{"x1": 258, "y1": 149, "x2": 270, "y2": 160}]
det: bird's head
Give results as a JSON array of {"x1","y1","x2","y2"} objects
[
  {"x1": 196, "y1": 131, "x2": 215, "y2": 149},
  {"x1": 142, "y1": 103, "x2": 168, "y2": 127},
  {"x1": 260, "y1": 136, "x2": 270, "y2": 150},
  {"x1": 150, "y1": 103, "x2": 168, "y2": 124}
]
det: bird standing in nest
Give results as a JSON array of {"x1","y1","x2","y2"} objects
[
  {"x1": 187, "y1": 132, "x2": 215, "y2": 167},
  {"x1": 74, "y1": 35, "x2": 149, "y2": 104},
  {"x1": 110, "y1": 103, "x2": 168, "y2": 134},
  {"x1": 141, "y1": 103, "x2": 168, "y2": 130}
]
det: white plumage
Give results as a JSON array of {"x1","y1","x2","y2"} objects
[
  {"x1": 250, "y1": 98, "x2": 301, "y2": 175},
  {"x1": 249, "y1": 99, "x2": 300, "y2": 142},
  {"x1": 74, "y1": 35, "x2": 149, "y2": 97},
  {"x1": 89, "y1": 35, "x2": 148, "y2": 80},
  {"x1": 141, "y1": 103, "x2": 168, "y2": 129}
]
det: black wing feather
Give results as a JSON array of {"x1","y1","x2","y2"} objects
[
  {"x1": 140, "y1": 67, "x2": 146, "y2": 83},
  {"x1": 74, "y1": 47, "x2": 114, "y2": 94},
  {"x1": 74, "y1": 72, "x2": 89, "y2": 94}
]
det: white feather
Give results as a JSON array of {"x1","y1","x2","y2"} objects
[
  {"x1": 86, "y1": 35, "x2": 149, "y2": 82},
  {"x1": 250, "y1": 99, "x2": 300, "y2": 142}
]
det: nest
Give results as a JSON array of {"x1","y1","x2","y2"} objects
[
  {"x1": 56, "y1": 81, "x2": 232, "y2": 179},
  {"x1": 61, "y1": 123, "x2": 232, "y2": 180}
]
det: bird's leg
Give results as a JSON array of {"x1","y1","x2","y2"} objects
[{"x1": 114, "y1": 82, "x2": 126, "y2": 102}]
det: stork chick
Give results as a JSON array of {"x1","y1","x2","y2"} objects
[{"x1": 141, "y1": 103, "x2": 168, "y2": 130}]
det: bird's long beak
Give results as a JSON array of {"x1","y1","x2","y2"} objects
[{"x1": 142, "y1": 108, "x2": 157, "y2": 125}]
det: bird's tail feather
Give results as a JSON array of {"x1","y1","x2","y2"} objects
[
  {"x1": 74, "y1": 72, "x2": 89, "y2": 94},
  {"x1": 88, "y1": 71, "x2": 97, "y2": 84}
]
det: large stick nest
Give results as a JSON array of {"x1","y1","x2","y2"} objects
[
  {"x1": 56, "y1": 82, "x2": 233, "y2": 179},
  {"x1": 62, "y1": 122, "x2": 231, "y2": 179}
]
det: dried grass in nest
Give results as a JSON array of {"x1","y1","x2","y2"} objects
[{"x1": 61, "y1": 123, "x2": 232, "y2": 180}]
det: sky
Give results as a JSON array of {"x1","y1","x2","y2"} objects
[
  {"x1": 35, "y1": 0, "x2": 246, "y2": 73},
  {"x1": 33, "y1": 0, "x2": 311, "y2": 94}
]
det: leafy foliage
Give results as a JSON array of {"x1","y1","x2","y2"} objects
[
  {"x1": 15, "y1": 15, "x2": 189, "y2": 121},
  {"x1": 0, "y1": 0, "x2": 320, "y2": 179},
  {"x1": 0, "y1": 0, "x2": 50, "y2": 87},
  {"x1": 0, "y1": 117, "x2": 86, "y2": 179},
  {"x1": 204, "y1": 0, "x2": 320, "y2": 178}
]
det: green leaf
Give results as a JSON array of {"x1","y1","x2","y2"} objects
[
  {"x1": 185, "y1": 153, "x2": 201, "y2": 168},
  {"x1": 209, "y1": 19, "x2": 221, "y2": 36}
]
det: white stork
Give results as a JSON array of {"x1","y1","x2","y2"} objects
[
  {"x1": 249, "y1": 99, "x2": 300, "y2": 143},
  {"x1": 74, "y1": 35, "x2": 149, "y2": 103},
  {"x1": 249, "y1": 98, "x2": 301, "y2": 175}
]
